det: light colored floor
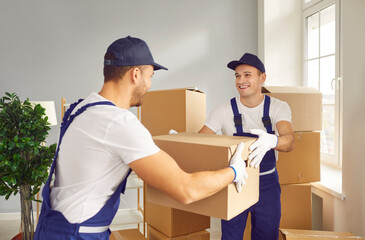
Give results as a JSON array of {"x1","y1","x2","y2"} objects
[
  {"x1": 208, "y1": 217, "x2": 222, "y2": 239},
  {"x1": 0, "y1": 217, "x2": 21, "y2": 240},
  {"x1": 0, "y1": 217, "x2": 221, "y2": 240}
]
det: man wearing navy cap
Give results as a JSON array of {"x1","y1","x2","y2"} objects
[
  {"x1": 199, "y1": 53, "x2": 295, "y2": 240},
  {"x1": 34, "y1": 36, "x2": 248, "y2": 240}
]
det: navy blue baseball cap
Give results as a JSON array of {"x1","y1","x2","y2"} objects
[
  {"x1": 227, "y1": 53, "x2": 265, "y2": 73},
  {"x1": 104, "y1": 36, "x2": 168, "y2": 71}
]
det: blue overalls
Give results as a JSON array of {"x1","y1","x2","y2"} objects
[
  {"x1": 221, "y1": 95, "x2": 281, "y2": 240},
  {"x1": 35, "y1": 99, "x2": 132, "y2": 240}
]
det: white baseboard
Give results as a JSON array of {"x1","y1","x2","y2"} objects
[
  {"x1": 0, "y1": 209, "x2": 140, "y2": 224},
  {"x1": 0, "y1": 212, "x2": 38, "y2": 222}
]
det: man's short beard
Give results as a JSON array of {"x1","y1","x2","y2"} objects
[{"x1": 130, "y1": 83, "x2": 145, "y2": 107}]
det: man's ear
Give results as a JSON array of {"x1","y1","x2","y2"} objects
[
  {"x1": 260, "y1": 73, "x2": 267, "y2": 85},
  {"x1": 130, "y1": 67, "x2": 141, "y2": 84}
]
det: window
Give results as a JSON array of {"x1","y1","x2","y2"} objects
[{"x1": 303, "y1": 0, "x2": 341, "y2": 167}]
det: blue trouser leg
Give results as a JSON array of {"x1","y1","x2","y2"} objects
[
  {"x1": 221, "y1": 170, "x2": 281, "y2": 240},
  {"x1": 251, "y1": 171, "x2": 281, "y2": 240},
  {"x1": 221, "y1": 210, "x2": 248, "y2": 240}
]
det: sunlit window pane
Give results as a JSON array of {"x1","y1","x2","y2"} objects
[
  {"x1": 307, "y1": 59, "x2": 319, "y2": 90},
  {"x1": 320, "y1": 55, "x2": 335, "y2": 104},
  {"x1": 320, "y1": 5, "x2": 335, "y2": 56},
  {"x1": 307, "y1": 13, "x2": 319, "y2": 59},
  {"x1": 321, "y1": 105, "x2": 335, "y2": 155},
  {"x1": 305, "y1": 2, "x2": 338, "y2": 165}
]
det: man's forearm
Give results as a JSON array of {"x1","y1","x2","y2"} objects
[
  {"x1": 179, "y1": 167, "x2": 235, "y2": 204},
  {"x1": 275, "y1": 134, "x2": 295, "y2": 152}
]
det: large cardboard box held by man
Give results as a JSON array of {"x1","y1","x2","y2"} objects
[
  {"x1": 279, "y1": 229, "x2": 365, "y2": 240},
  {"x1": 147, "y1": 225, "x2": 210, "y2": 240},
  {"x1": 141, "y1": 88, "x2": 206, "y2": 136},
  {"x1": 145, "y1": 202, "x2": 210, "y2": 237},
  {"x1": 277, "y1": 132, "x2": 320, "y2": 184},
  {"x1": 146, "y1": 133, "x2": 259, "y2": 220},
  {"x1": 262, "y1": 86, "x2": 322, "y2": 132}
]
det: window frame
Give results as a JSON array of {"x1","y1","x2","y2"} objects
[
  {"x1": 302, "y1": 0, "x2": 342, "y2": 167},
  {"x1": 302, "y1": 0, "x2": 324, "y2": 10}
]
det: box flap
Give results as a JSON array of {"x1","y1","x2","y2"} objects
[
  {"x1": 153, "y1": 133, "x2": 256, "y2": 148},
  {"x1": 280, "y1": 229, "x2": 363, "y2": 240},
  {"x1": 262, "y1": 86, "x2": 320, "y2": 94},
  {"x1": 149, "y1": 87, "x2": 204, "y2": 94},
  {"x1": 110, "y1": 229, "x2": 145, "y2": 240},
  {"x1": 186, "y1": 87, "x2": 204, "y2": 93},
  {"x1": 148, "y1": 225, "x2": 209, "y2": 240}
]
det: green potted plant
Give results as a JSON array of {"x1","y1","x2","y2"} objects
[{"x1": 0, "y1": 92, "x2": 56, "y2": 240}]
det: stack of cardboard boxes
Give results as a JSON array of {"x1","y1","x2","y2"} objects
[
  {"x1": 243, "y1": 86, "x2": 322, "y2": 239},
  {"x1": 264, "y1": 86, "x2": 322, "y2": 230},
  {"x1": 141, "y1": 88, "x2": 263, "y2": 238},
  {"x1": 141, "y1": 88, "x2": 211, "y2": 240}
]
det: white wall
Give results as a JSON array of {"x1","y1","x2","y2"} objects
[
  {"x1": 0, "y1": 0, "x2": 258, "y2": 213},
  {"x1": 259, "y1": 0, "x2": 302, "y2": 86},
  {"x1": 339, "y1": 0, "x2": 365, "y2": 236}
]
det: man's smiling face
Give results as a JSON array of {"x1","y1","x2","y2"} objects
[{"x1": 235, "y1": 64, "x2": 265, "y2": 99}]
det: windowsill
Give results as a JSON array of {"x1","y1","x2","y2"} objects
[{"x1": 311, "y1": 163, "x2": 346, "y2": 200}]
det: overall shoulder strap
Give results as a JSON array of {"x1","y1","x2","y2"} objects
[
  {"x1": 66, "y1": 101, "x2": 115, "y2": 129},
  {"x1": 42, "y1": 99, "x2": 117, "y2": 208},
  {"x1": 62, "y1": 99, "x2": 83, "y2": 124},
  {"x1": 262, "y1": 95, "x2": 274, "y2": 133},
  {"x1": 47, "y1": 100, "x2": 116, "y2": 188},
  {"x1": 230, "y1": 97, "x2": 243, "y2": 135}
]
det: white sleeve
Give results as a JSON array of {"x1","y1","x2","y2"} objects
[
  {"x1": 273, "y1": 100, "x2": 292, "y2": 124},
  {"x1": 103, "y1": 113, "x2": 160, "y2": 164},
  {"x1": 205, "y1": 104, "x2": 226, "y2": 133}
]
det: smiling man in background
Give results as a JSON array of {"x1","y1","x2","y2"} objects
[{"x1": 199, "y1": 53, "x2": 295, "y2": 240}]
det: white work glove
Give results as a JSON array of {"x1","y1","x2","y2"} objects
[
  {"x1": 248, "y1": 129, "x2": 278, "y2": 169},
  {"x1": 229, "y1": 142, "x2": 248, "y2": 193},
  {"x1": 169, "y1": 129, "x2": 178, "y2": 134}
]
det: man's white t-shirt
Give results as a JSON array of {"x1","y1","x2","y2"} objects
[
  {"x1": 50, "y1": 92, "x2": 159, "y2": 223},
  {"x1": 205, "y1": 96, "x2": 292, "y2": 136}
]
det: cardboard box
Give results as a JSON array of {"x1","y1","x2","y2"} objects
[
  {"x1": 242, "y1": 212, "x2": 252, "y2": 240},
  {"x1": 110, "y1": 229, "x2": 146, "y2": 240},
  {"x1": 146, "y1": 133, "x2": 259, "y2": 220},
  {"x1": 279, "y1": 229, "x2": 365, "y2": 240},
  {"x1": 147, "y1": 225, "x2": 210, "y2": 240},
  {"x1": 141, "y1": 88, "x2": 206, "y2": 136},
  {"x1": 262, "y1": 86, "x2": 322, "y2": 132},
  {"x1": 145, "y1": 202, "x2": 210, "y2": 237},
  {"x1": 241, "y1": 184, "x2": 313, "y2": 240},
  {"x1": 280, "y1": 184, "x2": 312, "y2": 230},
  {"x1": 277, "y1": 132, "x2": 320, "y2": 184}
]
